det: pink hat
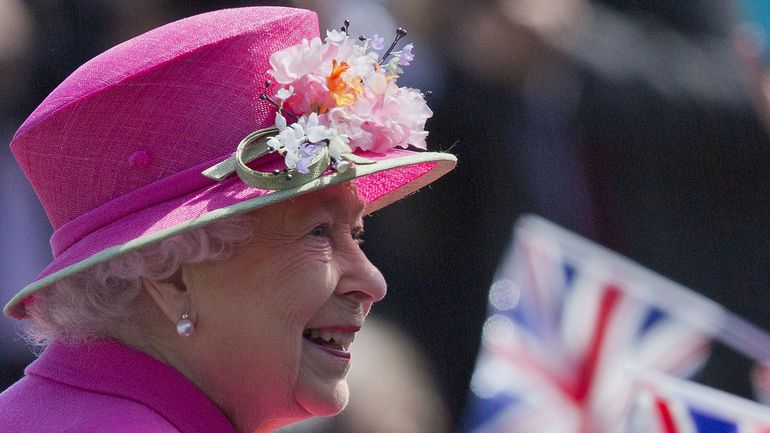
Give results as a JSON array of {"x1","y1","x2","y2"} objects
[{"x1": 4, "y1": 7, "x2": 455, "y2": 319}]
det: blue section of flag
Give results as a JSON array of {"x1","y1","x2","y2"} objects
[
  {"x1": 462, "y1": 393, "x2": 519, "y2": 432},
  {"x1": 562, "y1": 261, "x2": 576, "y2": 288},
  {"x1": 689, "y1": 407, "x2": 737, "y2": 433},
  {"x1": 638, "y1": 307, "x2": 666, "y2": 336}
]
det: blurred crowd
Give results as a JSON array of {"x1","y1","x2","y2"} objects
[{"x1": 3, "y1": 0, "x2": 770, "y2": 431}]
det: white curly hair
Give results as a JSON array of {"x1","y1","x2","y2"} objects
[{"x1": 24, "y1": 214, "x2": 255, "y2": 347}]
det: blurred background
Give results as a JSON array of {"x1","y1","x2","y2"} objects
[{"x1": 3, "y1": 0, "x2": 770, "y2": 431}]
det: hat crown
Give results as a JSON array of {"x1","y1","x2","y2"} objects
[{"x1": 11, "y1": 7, "x2": 319, "y2": 231}]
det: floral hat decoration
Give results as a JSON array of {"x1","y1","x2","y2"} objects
[
  {"x1": 203, "y1": 21, "x2": 433, "y2": 189},
  {"x1": 4, "y1": 7, "x2": 456, "y2": 319}
]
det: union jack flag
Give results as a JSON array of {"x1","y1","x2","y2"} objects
[
  {"x1": 461, "y1": 215, "x2": 716, "y2": 433},
  {"x1": 624, "y1": 369, "x2": 770, "y2": 433}
]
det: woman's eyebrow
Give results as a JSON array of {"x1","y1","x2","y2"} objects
[{"x1": 319, "y1": 195, "x2": 365, "y2": 219}]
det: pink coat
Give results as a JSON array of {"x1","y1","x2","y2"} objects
[{"x1": 0, "y1": 339, "x2": 237, "y2": 432}]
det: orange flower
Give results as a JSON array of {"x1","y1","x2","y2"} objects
[{"x1": 327, "y1": 59, "x2": 362, "y2": 106}]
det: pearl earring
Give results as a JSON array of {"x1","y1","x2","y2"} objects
[{"x1": 176, "y1": 313, "x2": 194, "y2": 337}]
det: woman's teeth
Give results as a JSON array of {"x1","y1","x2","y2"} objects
[{"x1": 303, "y1": 329, "x2": 354, "y2": 351}]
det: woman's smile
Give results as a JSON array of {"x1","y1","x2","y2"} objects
[{"x1": 302, "y1": 326, "x2": 361, "y2": 359}]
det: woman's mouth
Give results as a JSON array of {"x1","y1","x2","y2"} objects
[{"x1": 303, "y1": 328, "x2": 357, "y2": 358}]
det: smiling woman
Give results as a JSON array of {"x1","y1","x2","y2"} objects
[
  {"x1": 157, "y1": 183, "x2": 386, "y2": 428},
  {"x1": 0, "y1": 6, "x2": 454, "y2": 433}
]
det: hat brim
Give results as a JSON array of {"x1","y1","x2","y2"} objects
[{"x1": 4, "y1": 149, "x2": 456, "y2": 319}]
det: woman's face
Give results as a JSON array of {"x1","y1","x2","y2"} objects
[{"x1": 182, "y1": 182, "x2": 387, "y2": 430}]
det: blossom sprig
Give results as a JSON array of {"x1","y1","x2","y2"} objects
[
  {"x1": 261, "y1": 22, "x2": 432, "y2": 174},
  {"x1": 266, "y1": 111, "x2": 350, "y2": 174}
]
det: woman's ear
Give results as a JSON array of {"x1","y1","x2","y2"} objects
[{"x1": 142, "y1": 269, "x2": 189, "y2": 325}]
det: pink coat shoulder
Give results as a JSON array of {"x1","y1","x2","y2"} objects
[{"x1": 0, "y1": 375, "x2": 178, "y2": 433}]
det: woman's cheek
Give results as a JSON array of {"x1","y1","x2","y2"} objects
[{"x1": 297, "y1": 241, "x2": 333, "y2": 264}]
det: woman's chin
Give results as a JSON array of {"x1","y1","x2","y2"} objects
[{"x1": 295, "y1": 380, "x2": 350, "y2": 417}]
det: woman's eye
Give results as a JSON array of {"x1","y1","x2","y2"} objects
[{"x1": 309, "y1": 225, "x2": 329, "y2": 237}]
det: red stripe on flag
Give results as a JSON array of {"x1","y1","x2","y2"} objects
[
  {"x1": 573, "y1": 284, "x2": 622, "y2": 403},
  {"x1": 654, "y1": 397, "x2": 678, "y2": 433},
  {"x1": 521, "y1": 241, "x2": 547, "y2": 323},
  {"x1": 488, "y1": 342, "x2": 574, "y2": 399}
]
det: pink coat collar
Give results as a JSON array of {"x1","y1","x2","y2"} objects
[{"x1": 27, "y1": 338, "x2": 236, "y2": 433}]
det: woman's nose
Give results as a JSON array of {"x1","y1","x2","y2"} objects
[{"x1": 335, "y1": 247, "x2": 387, "y2": 303}]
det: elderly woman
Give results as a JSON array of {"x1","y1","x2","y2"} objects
[{"x1": 0, "y1": 7, "x2": 455, "y2": 433}]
